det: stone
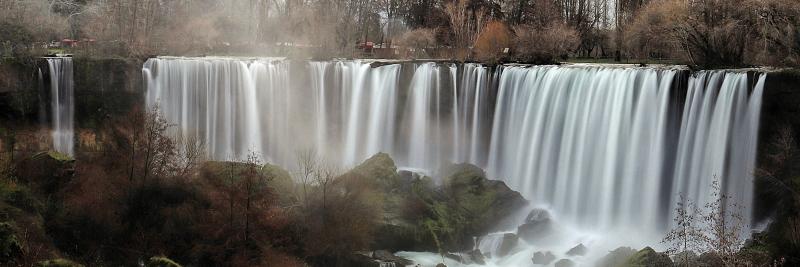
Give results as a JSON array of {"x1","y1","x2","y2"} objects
[
  {"x1": 467, "y1": 249, "x2": 486, "y2": 265},
  {"x1": 532, "y1": 251, "x2": 556, "y2": 265},
  {"x1": 14, "y1": 151, "x2": 75, "y2": 194},
  {"x1": 496, "y1": 233, "x2": 519, "y2": 257},
  {"x1": 566, "y1": 243, "x2": 588, "y2": 256},
  {"x1": 372, "y1": 250, "x2": 413, "y2": 266},
  {"x1": 517, "y1": 208, "x2": 553, "y2": 243},
  {"x1": 554, "y1": 259, "x2": 575, "y2": 267},
  {"x1": 436, "y1": 264, "x2": 447, "y2": 267}
]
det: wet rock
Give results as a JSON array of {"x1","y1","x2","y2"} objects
[
  {"x1": 372, "y1": 250, "x2": 412, "y2": 266},
  {"x1": 435, "y1": 264, "x2": 447, "y2": 267},
  {"x1": 554, "y1": 259, "x2": 575, "y2": 267},
  {"x1": 566, "y1": 243, "x2": 587, "y2": 256},
  {"x1": 625, "y1": 247, "x2": 673, "y2": 266},
  {"x1": 468, "y1": 249, "x2": 486, "y2": 265},
  {"x1": 532, "y1": 251, "x2": 556, "y2": 265},
  {"x1": 596, "y1": 247, "x2": 636, "y2": 267},
  {"x1": 517, "y1": 208, "x2": 553, "y2": 243},
  {"x1": 497, "y1": 233, "x2": 519, "y2": 257}
]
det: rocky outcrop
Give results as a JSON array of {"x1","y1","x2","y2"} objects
[
  {"x1": 14, "y1": 151, "x2": 75, "y2": 194},
  {"x1": 532, "y1": 251, "x2": 556, "y2": 265},
  {"x1": 496, "y1": 233, "x2": 519, "y2": 257},
  {"x1": 566, "y1": 243, "x2": 587, "y2": 256},
  {"x1": 517, "y1": 208, "x2": 553, "y2": 243},
  {"x1": 364, "y1": 158, "x2": 528, "y2": 253},
  {"x1": 596, "y1": 247, "x2": 636, "y2": 267}
]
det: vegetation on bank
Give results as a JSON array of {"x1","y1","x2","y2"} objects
[
  {"x1": 2, "y1": 0, "x2": 800, "y2": 68},
  {"x1": 0, "y1": 107, "x2": 530, "y2": 266}
]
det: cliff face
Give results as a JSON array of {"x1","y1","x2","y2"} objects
[
  {"x1": 754, "y1": 70, "x2": 800, "y2": 222},
  {"x1": 0, "y1": 57, "x2": 143, "y2": 155}
]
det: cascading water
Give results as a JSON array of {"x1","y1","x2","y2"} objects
[
  {"x1": 46, "y1": 58, "x2": 75, "y2": 156},
  {"x1": 144, "y1": 57, "x2": 765, "y2": 264}
]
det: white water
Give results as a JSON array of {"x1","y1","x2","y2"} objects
[
  {"x1": 46, "y1": 58, "x2": 75, "y2": 156},
  {"x1": 144, "y1": 58, "x2": 766, "y2": 265}
]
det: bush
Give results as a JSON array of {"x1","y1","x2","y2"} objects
[
  {"x1": 0, "y1": 222, "x2": 21, "y2": 264},
  {"x1": 398, "y1": 28, "x2": 437, "y2": 59},
  {"x1": 0, "y1": 22, "x2": 34, "y2": 57},
  {"x1": 474, "y1": 21, "x2": 512, "y2": 63},
  {"x1": 513, "y1": 22, "x2": 579, "y2": 64}
]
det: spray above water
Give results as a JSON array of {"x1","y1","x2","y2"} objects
[{"x1": 144, "y1": 58, "x2": 765, "y2": 262}]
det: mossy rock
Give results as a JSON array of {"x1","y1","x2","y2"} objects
[
  {"x1": 441, "y1": 163, "x2": 528, "y2": 233},
  {"x1": 625, "y1": 247, "x2": 673, "y2": 267},
  {"x1": 597, "y1": 247, "x2": 637, "y2": 267},
  {"x1": 145, "y1": 256, "x2": 182, "y2": 267},
  {"x1": 14, "y1": 151, "x2": 75, "y2": 194},
  {"x1": 36, "y1": 258, "x2": 84, "y2": 267},
  {"x1": 350, "y1": 153, "x2": 400, "y2": 190}
]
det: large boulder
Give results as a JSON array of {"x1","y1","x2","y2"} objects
[
  {"x1": 532, "y1": 251, "x2": 556, "y2": 265},
  {"x1": 625, "y1": 247, "x2": 673, "y2": 266},
  {"x1": 442, "y1": 163, "x2": 528, "y2": 234},
  {"x1": 517, "y1": 208, "x2": 553, "y2": 243},
  {"x1": 497, "y1": 233, "x2": 519, "y2": 257},
  {"x1": 566, "y1": 243, "x2": 587, "y2": 256},
  {"x1": 596, "y1": 247, "x2": 637, "y2": 267},
  {"x1": 350, "y1": 153, "x2": 401, "y2": 190},
  {"x1": 14, "y1": 151, "x2": 75, "y2": 194}
]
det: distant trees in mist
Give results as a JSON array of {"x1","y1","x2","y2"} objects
[{"x1": 1, "y1": 0, "x2": 799, "y2": 66}]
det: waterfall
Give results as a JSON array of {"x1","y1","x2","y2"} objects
[
  {"x1": 46, "y1": 58, "x2": 75, "y2": 157},
  {"x1": 144, "y1": 57, "x2": 765, "y2": 246}
]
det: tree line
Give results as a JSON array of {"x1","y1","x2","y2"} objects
[{"x1": 1, "y1": 0, "x2": 799, "y2": 66}]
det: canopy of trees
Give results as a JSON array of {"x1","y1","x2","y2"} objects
[{"x1": 1, "y1": 0, "x2": 799, "y2": 66}]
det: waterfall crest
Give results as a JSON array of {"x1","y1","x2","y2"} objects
[
  {"x1": 144, "y1": 57, "x2": 765, "y2": 245},
  {"x1": 46, "y1": 58, "x2": 75, "y2": 156}
]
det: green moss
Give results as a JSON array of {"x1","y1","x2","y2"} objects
[
  {"x1": 145, "y1": 256, "x2": 182, "y2": 267},
  {"x1": 36, "y1": 258, "x2": 84, "y2": 267},
  {"x1": 350, "y1": 153, "x2": 400, "y2": 189},
  {"x1": 46, "y1": 151, "x2": 73, "y2": 162},
  {"x1": 624, "y1": 247, "x2": 672, "y2": 267}
]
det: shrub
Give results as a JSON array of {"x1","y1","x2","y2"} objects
[
  {"x1": 514, "y1": 22, "x2": 579, "y2": 64},
  {"x1": 474, "y1": 21, "x2": 512, "y2": 63},
  {"x1": 398, "y1": 28, "x2": 437, "y2": 59}
]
